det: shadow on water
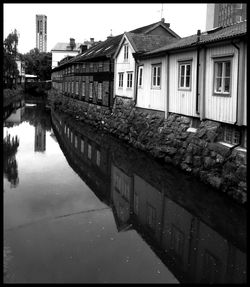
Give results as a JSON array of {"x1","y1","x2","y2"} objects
[{"x1": 51, "y1": 109, "x2": 246, "y2": 284}]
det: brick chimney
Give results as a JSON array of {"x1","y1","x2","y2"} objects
[
  {"x1": 69, "y1": 38, "x2": 76, "y2": 50},
  {"x1": 80, "y1": 44, "x2": 88, "y2": 53}
]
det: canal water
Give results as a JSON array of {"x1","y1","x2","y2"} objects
[{"x1": 3, "y1": 100, "x2": 246, "y2": 284}]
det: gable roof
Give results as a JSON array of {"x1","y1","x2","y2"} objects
[
  {"x1": 142, "y1": 20, "x2": 247, "y2": 57},
  {"x1": 125, "y1": 32, "x2": 177, "y2": 54},
  {"x1": 130, "y1": 20, "x2": 181, "y2": 39}
]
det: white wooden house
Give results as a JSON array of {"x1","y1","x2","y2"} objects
[
  {"x1": 113, "y1": 19, "x2": 180, "y2": 100},
  {"x1": 135, "y1": 21, "x2": 247, "y2": 147}
]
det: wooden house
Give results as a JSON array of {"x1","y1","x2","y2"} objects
[
  {"x1": 113, "y1": 19, "x2": 180, "y2": 102},
  {"x1": 135, "y1": 21, "x2": 247, "y2": 148}
]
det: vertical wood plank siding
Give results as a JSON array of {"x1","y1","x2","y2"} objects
[
  {"x1": 169, "y1": 51, "x2": 198, "y2": 117},
  {"x1": 243, "y1": 43, "x2": 247, "y2": 126},
  {"x1": 115, "y1": 39, "x2": 135, "y2": 98},
  {"x1": 136, "y1": 56, "x2": 166, "y2": 111},
  {"x1": 205, "y1": 45, "x2": 238, "y2": 124}
]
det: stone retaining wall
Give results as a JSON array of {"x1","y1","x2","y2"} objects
[{"x1": 48, "y1": 90, "x2": 247, "y2": 204}]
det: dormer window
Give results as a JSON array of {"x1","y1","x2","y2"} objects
[{"x1": 124, "y1": 44, "x2": 128, "y2": 61}]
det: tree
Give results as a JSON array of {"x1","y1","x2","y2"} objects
[
  {"x1": 3, "y1": 29, "x2": 19, "y2": 89},
  {"x1": 22, "y1": 48, "x2": 52, "y2": 81}
]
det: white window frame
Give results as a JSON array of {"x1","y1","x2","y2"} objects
[
  {"x1": 151, "y1": 64, "x2": 161, "y2": 89},
  {"x1": 178, "y1": 61, "x2": 192, "y2": 90},
  {"x1": 213, "y1": 57, "x2": 232, "y2": 96},
  {"x1": 118, "y1": 72, "x2": 124, "y2": 88},
  {"x1": 127, "y1": 72, "x2": 133, "y2": 89},
  {"x1": 124, "y1": 44, "x2": 129, "y2": 61},
  {"x1": 138, "y1": 66, "x2": 143, "y2": 88}
]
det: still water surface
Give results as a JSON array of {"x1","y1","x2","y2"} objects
[{"x1": 3, "y1": 101, "x2": 246, "y2": 283}]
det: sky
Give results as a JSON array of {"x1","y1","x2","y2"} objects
[{"x1": 3, "y1": 3, "x2": 207, "y2": 54}]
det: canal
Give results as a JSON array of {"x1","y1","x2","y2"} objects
[{"x1": 3, "y1": 99, "x2": 246, "y2": 283}]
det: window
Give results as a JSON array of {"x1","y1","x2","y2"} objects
[
  {"x1": 138, "y1": 66, "x2": 143, "y2": 87},
  {"x1": 98, "y1": 83, "x2": 102, "y2": 100},
  {"x1": 122, "y1": 181, "x2": 130, "y2": 200},
  {"x1": 127, "y1": 72, "x2": 133, "y2": 88},
  {"x1": 223, "y1": 125, "x2": 240, "y2": 145},
  {"x1": 179, "y1": 61, "x2": 191, "y2": 89},
  {"x1": 124, "y1": 44, "x2": 128, "y2": 60},
  {"x1": 214, "y1": 59, "x2": 231, "y2": 95},
  {"x1": 118, "y1": 73, "x2": 124, "y2": 88},
  {"x1": 96, "y1": 150, "x2": 101, "y2": 166},
  {"x1": 146, "y1": 203, "x2": 156, "y2": 231},
  {"x1": 152, "y1": 64, "x2": 161, "y2": 88},
  {"x1": 80, "y1": 138, "x2": 84, "y2": 153}
]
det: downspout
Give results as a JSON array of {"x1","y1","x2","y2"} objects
[
  {"x1": 231, "y1": 41, "x2": 239, "y2": 126},
  {"x1": 134, "y1": 55, "x2": 139, "y2": 106},
  {"x1": 196, "y1": 30, "x2": 201, "y2": 114},
  {"x1": 166, "y1": 53, "x2": 169, "y2": 119},
  {"x1": 231, "y1": 41, "x2": 242, "y2": 146}
]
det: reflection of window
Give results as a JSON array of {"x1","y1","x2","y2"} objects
[
  {"x1": 179, "y1": 61, "x2": 191, "y2": 89},
  {"x1": 214, "y1": 59, "x2": 231, "y2": 95},
  {"x1": 138, "y1": 66, "x2": 143, "y2": 87},
  {"x1": 201, "y1": 250, "x2": 221, "y2": 283},
  {"x1": 134, "y1": 192, "x2": 139, "y2": 215},
  {"x1": 74, "y1": 135, "x2": 78, "y2": 148},
  {"x1": 170, "y1": 225, "x2": 184, "y2": 259},
  {"x1": 76, "y1": 81, "x2": 79, "y2": 95},
  {"x1": 122, "y1": 181, "x2": 130, "y2": 200},
  {"x1": 115, "y1": 173, "x2": 121, "y2": 192},
  {"x1": 118, "y1": 73, "x2": 124, "y2": 88},
  {"x1": 81, "y1": 139, "x2": 84, "y2": 153},
  {"x1": 146, "y1": 203, "x2": 156, "y2": 231},
  {"x1": 89, "y1": 83, "x2": 93, "y2": 99},
  {"x1": 71, "y1": 131, "x2": 73, "y2": 143},
  {"x1": 88, "y1": 144, "x2": 92, "y2": 159},
  {"x1": 82, "y1": 82, "x2": 85, "y2": 98},
  {"x1": 152, "y1": 64, "x2": 161, "y2": 88},
  {"x1": 96, "y1": 150, "x2": 101, "y2": 166},
  {"x1": 98, "y1": 83, "x2": 102, "y2": 100},
  {"x1": 127, "y1": 72, "x2": 133, "y2": 88}
]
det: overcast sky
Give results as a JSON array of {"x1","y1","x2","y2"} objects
[{"x1": 3, "y1": 3, "x2": 207, "y2": 54}]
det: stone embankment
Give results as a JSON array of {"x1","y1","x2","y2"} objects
[{"x1": 48, "y1": 90, "x2": 247, "y2": 204}]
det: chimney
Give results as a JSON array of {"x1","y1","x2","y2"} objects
[
  {"x1": 197, "y1": 29, "x2": 201, "y2": 42},
  {"x1": 107, "y1": 29, "x2": 113, "y2": 40},
  {"x1": 90, "y1": 37, "x2": 94, "y2": 43},
  {"x1": 161, "y1": 18, "x2": 165, "y2": 23},
  {"x1": 69, "y1": 38, "x2": 76, "y2": 50},
  {"x1": 80, "y1": 44, "x2": 88, "y2": 53}
]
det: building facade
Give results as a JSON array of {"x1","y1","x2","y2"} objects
[
  {"x1": 206, "y1": 3, "x2": 247, "y2": 30},
  {"x1": 36, "y1": 14, "x2": 47, "y2": 52}
]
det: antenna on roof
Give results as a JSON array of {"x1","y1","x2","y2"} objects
[
  {"x1": 110, "y1": 29, "x2": 113, "y2": 36},
  {"x1": 157, "y1": 4, "x2": 164, "y2": 21}
]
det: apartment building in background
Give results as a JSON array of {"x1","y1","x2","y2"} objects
[
  {"x1": 206, "y1": 3, "x2": 247, "y2": 30},
  {"x1": 36, "y1": 14, "x2": 47, "y2": 52}
]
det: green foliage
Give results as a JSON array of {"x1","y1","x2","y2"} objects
[
  {"x1": 3, "y1": 29, "x2": 19, "y2": 89},
  {"x1": 22, "y1": 48, "x2": 52, "y2": 81}
]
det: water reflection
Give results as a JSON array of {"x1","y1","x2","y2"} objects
[
  {"x1": 3, "y1": 133, "x2": 20, "y2": 188},
  {"x1": 51, "y1": 110, "x2": 246, "y2": 284}
]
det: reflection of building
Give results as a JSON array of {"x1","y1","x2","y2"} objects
[
  {"x1": 206, "y1": 3, "x2": 247, "y2": 30},
  {"x1": 51, "y1": 110, "x2": 246, "y2": 284},
  {"x1": 35, "y1": 123, "x2": 46, "y2": 152},
  {"x1": 36, "y1": 14, "x2": 47, "y2": 52}
]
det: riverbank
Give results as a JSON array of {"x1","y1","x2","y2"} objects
[
  {"x1": 3, "y1": 87, "x2": 24, "y2": 108},
  {"x1": 48, "y1": 89, "x2": 247, "y2": 205}
]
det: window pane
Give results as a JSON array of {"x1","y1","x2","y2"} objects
[
  {"x1": 216, "y1": 62, "x2": 223, "y2": 77},
  {"x1": 224, "y1": 77, "x2": 230, "y2": 92},
  {"x1": 186, "y1": 64, "x2": 191, "y2": 76},
  {"x1": 186, "y1": 75, "x2": 190, "y2": 88},
  {"x1": 216, "y1": 78, "x2": 222, "y2": 92},
  {"x1": 180, "y1": 65, "x2": 185, "y2": 77},
  {"x1": 180, "y1": 76, "x2": 185, "y2": 87},
  {"x1": 225, "y1": 62, "x2": 230, "y2": 77}
]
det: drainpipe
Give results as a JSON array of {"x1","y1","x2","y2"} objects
[
  {"x1": 196, "y1": 30, "x2": 201, "y2": 114},
  {"x1": 166, "y1": 53, "x2": 169, "y2": 119},
  {"x1": 134, "y1": 54, "x2": 139, "y2": 106},
  {"x1": 231, "y1": 41, "x2": 240, "y2": 126}
]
